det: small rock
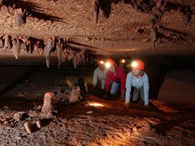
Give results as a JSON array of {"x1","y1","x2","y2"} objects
[
  {"x1": 133, "y1": 122, "x2": 157, "y2": 137},
  {"x1": 87, "y1": 111, "x2": 93, "y2": 114},
  {"x1": 33, "y1": 105, "x2": 42, "y2": 111},
  {"x1": 16, "y1": 92, "x2": 27, "y2": 97},
  {"x1": 29, "y1": 110, "x2": 39, "y2": 117},
  {"x1": 3, "y1": 120, "x2": 9, "y2": 125},
  {"x1": 14, "y1": 112, "x2": 28, "y2": 121},
  {"x1": 3, "y1": 106, "x2": 9, "y2": 109},
  {"x1": 69, "y1": 86, "x2": 83, "y2": 103},
  {"x1": 36, "y1": 120, "x2": 41, "y2": 128},
  {"x1": 24, "y1": 122, "x2": 32, "y2": 134},
  {"x1": 16, "y1": 136, "x2": 22, "y2": 140}
]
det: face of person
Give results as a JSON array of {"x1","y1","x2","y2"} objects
[
  {"x1": 100, "y1": 65, "x2": 104, "y2": 71},
  {"x1": 108, "y1": 65, "x2": 115, "y2": 73},
  {"x1": 132, "y1": 68, "x2": 142, "y2": 76}
]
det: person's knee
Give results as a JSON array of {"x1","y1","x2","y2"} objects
[
  {"x1": 110, "y1": 90, "x2": 116, "y2": 95},
  {"x1": 132, "y1": 97, "x2": 138, "y2": 102},
  {"x1": 132, "y1": 89, "x2": 139, "y2": 102},
  {"x1": 110, "y1": 83, "x2": 119, "y2": 95}
]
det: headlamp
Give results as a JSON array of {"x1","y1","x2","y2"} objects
[
  {"x1": 131, "y1": 61, "x2": 138, "y2": 68},
  {"x1": 130, "y1": 60, "x2": 145, "y2": 70},
  {"x1": 100, "y1": 60, "x2": 104, "y2": 65},
  {"x1": 121, "y1": 59, "x2": 126, "y2": 64},
  {"x1": 98, "y1": 60, "x2": 104, "y2": 65},
  {"x1": 105, "y1": 62, "x2": 111, "y2": 69}
]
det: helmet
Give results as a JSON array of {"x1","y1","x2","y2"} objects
[
  {"x1": 119, "y1": 59, "x2": 126, "y2": 64},
  {"x1": 105, "y1": 58, "x2": 115, "y2": 69},
  {"x1": 97, "y1": 60, "x2": 104, "y2": 65},
  {"x1": 131, "y1": 60, "x2": 145, "y2": 70}
]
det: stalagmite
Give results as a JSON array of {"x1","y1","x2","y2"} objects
[{"x1": 41, "y1": 92, "x2": 55, "y2": 118}]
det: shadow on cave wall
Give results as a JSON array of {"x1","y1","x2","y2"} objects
[
  {"x1": 2, "y1": 0, "x2": 193, "y2": 22},
  {"x1": 98, "y1": 0, "x2": 192, "y2": 20},
  {"x1": 96, "y1": 0, "x2": 155, "y2": 19},
  {"x1": 146, "y1": 55, "x2": 195, "y2": 100},
  {"x1": 0, "y1": 67, "x2": 36, "y2": 95},
  {"x1": 2, "y1": 0, "x2": 63, "y2": 22}
]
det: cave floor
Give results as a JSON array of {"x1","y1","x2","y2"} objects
[
  {"x1": 0, "y1": 66, "x2": 194, "y2": 146},
  {"x1": 0, "y1": 96, "x2": 194, "y2": 146}
]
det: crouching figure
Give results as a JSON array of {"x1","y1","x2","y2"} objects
[{"x1": 125, "y1": 60, "x2": 149, "y2": 107}]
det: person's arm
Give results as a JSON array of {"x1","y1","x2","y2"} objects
[
  {"x1": 143, "y1": 73, "x2": 149, "y2": 106},
  {"x1": 92, "y1": 69, "x2": 98, "y2": 87},
  {"x1": 125, "y1": 73, "x2": 132, "y2": 104},
  {"x1": 119, "y1": 69, "x2": 126, "y2": 96}
]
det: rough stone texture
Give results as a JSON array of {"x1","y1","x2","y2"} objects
[
  {"x1": 0, "y1": 113, "x2": 195, "y2": 146},
  {"x1": 158, "y1": 70, "x2": 195, "y2": 108},
  {"x1": 13, "y1": 112, "x2": 27, "y2": 121},
  {"x1": 41, "y1": 92, "x2": 55, "y2": 117},
  {"x1": 24, "y1": 122, "x2": 32, "y2": 133},
  {"x1": 69, "y1": 86, "x2": 83, "y2": 103},
  {"x1": 0, "y1": 0, "x2": 195, "y2": 56},
  {"x1": 133, "y1": 122, "x2": 157, "y2": 137}
]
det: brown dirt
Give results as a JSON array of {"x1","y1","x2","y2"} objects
[{"x1": 0, "y1": 66, "x2": 194, "y2": 146}]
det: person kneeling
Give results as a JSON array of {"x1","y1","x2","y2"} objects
[
  {"x1": 104, "y1": 59, "x2": 126, "y2": 100},
  {"x1": 125, "y1": 60, "x2": 149, "y2": 107}
]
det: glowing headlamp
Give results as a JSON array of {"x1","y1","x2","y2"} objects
[
  {"x1": 120, "y1": 59, "x2": 126, "y2": 64},
  {"x1": 131, "y1": 61, "x2": 138, "y2": 68},
  {"x1": 100, "y1": 60, "x2": 104, "y2": 65},
  {"x1": 105, "y1": 62, "x2": 111, "y2": 69},
  {"x1": 98, "y1": 60, "x2": 104, "y2": 65}
]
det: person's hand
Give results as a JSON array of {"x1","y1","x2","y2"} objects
[
  {"x1": 121, "y1": 90, "x2": 125, "y2": 98},
  {"x1": 119, "y1": 90, "x2": 125, "y2": 101},
  {"x1": 125, "y1": 102, "x2": 130, "y2": 107}
]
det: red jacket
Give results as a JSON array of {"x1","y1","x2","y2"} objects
[{"x1": 105, "y1": 66, "x2": 126, "y2": 92}]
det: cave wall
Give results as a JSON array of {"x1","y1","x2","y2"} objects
[{"x1": 158, "y1": 69, "x2": 195, "y2": 108}]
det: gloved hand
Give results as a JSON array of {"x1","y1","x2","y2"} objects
[
  {"x1": 125, "y1": 102, "x2": 130, "y2": 107},
  {"x1": 119, "y1": 90, "x2": 125, "y2": 101}
]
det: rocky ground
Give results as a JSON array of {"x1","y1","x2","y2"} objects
[
  {"x1": 0, "y1": 94, "x2": 195, "y2": 146},
  {"x1": 0, "y1": 66, "x2": 194, "y2": 146}
]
